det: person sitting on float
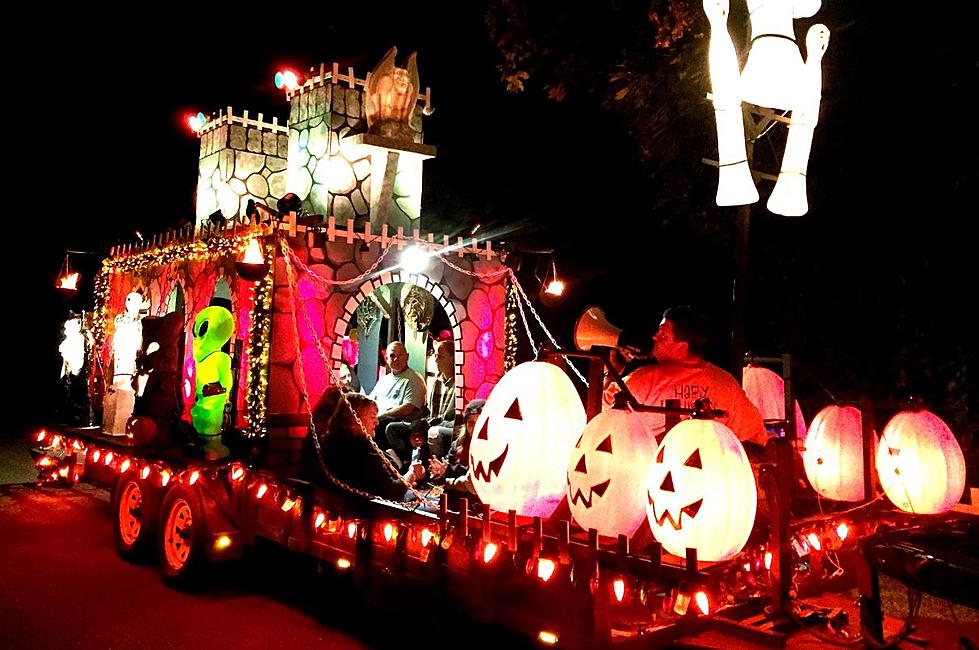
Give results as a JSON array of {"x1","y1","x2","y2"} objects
[
  {"x1": 604, "y1": 306, "x2": 767, "y2": 452},
  {"x1": 369, "y1": 341, "x2": 426, "y2": 462},
  {"x1": 427, "y1": 399, "x2": 485, "y2": 502},
  {"x1": 312, "y1": 388, "x2": 423, "y2": 501}
]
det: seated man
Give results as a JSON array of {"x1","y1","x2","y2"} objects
[
  {"x1": 369, "y1": 341, "x2": 426, "y2": 459},
  {"x1": 605, "y1": 306, "x2": 767, "y2": 450},
  {"x1": 425, "y1": 340, "x2": 457, "y2": 458}
]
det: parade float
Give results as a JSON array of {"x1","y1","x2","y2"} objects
[{"x1": 33, "y1": 19, "x2": 976, "y2": 649}]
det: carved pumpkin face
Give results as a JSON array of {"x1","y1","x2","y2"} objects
[
  {"x1": 469, "y1": 362, "x2": 586, "y2": 518},
  {"x1": 803, "y1": 405, "x2": 875, "y2": 502},
  {"x1": 876, "y1": 410, "x2": 965, "y2": 514},
  {"x1": 645, "y1": 419, "x2": 756, "y2": 562},
  {"x1": 568, "y1": 410, "x2": 656, "y2": 538}
]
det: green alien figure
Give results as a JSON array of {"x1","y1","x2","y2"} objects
[{"x1": 191, "y1": 306, "x2": 234, "y2": 459}]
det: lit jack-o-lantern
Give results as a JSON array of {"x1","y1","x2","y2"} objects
[
  {"x1": 470, "y1": 362, "x2": 586, "y2": 518},
  {"x1": 645, "y1": 419, "x2": 756, "y2": 562},
  {"x1": 803, "y1": 405, "x2": 875, "y2": 502},
  {"x1": 568, "y1": 410, "x2": 656, "y2": 538},
  {"x1": 742, "y1": 364, "x2": 807, "y2": 442},
  {"x1": 876, "y1": 410, "x2": 966, "y2": 514}
]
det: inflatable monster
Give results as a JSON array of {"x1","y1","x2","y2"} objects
[{"x1": 190, "y1": 306, "x2": 234, "y2": 458}]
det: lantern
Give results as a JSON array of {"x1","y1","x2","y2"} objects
[
  {"x1": 742, "y1": 365, "x2": 807, "y2": 442},
  {"x1": 876, "y1": 410, "x2": 965, "y2": 514},
  {"x1": 568, "y1": 410, "x2": 656, "y2": 538},
  {"x1": 469, "y1": 362, "x2": 586, "y2": 518},
  {"x1": 645, "y1": 419, "x2": 756, "y2": 562},
  {"x1": 803, "y1": 405, "x2": 874, "y2": 502}
]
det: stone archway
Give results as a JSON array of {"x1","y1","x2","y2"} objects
[{"x1": 329, "y1": 271, "x2": 464, "y2": 415}]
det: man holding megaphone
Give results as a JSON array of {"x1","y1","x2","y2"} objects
[{"x1": 576, "y1": 305, "x2": 767, "y2": 449}]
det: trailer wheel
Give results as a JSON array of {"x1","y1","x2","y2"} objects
[
  {"x1": 112, "y1": 470, "x2": 159, "y2": 561},
  {"x1": 158, "y1": 483, "x2": 206, "y2": 584}
]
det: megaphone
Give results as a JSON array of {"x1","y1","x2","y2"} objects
[{"x1": 574, "y1": 307, "x2": 624, "y2": 351}]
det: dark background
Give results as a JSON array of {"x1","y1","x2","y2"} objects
[{"x1": 11, "y1": 4, "x2": 977, "y2": 462}]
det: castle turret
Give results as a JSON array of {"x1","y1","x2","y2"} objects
[
  {"x1": 195, "y1": 109, "x2": 290, "y2": 226},
  {"x1": 285, "y1": 56, "x2": 436, "y2": 231}
]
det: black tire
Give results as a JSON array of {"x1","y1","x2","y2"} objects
[
  {"x1": 111, "y1": 470, "x2": 159, "y2": 562},
  {"x1": 158, "y1": 483, "x2": 207, "y2": 586}
]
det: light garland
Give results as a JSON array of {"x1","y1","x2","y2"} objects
[{"x1": 245, "y1": 236, "x2": 275, "y2": 436}]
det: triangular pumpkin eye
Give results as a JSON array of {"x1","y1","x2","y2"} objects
[
  {"x1": 655, "y1": 445, "x2": 665, "y2": 464},
  {"x1": 596, "y1": 435, "x2": 613, "y2": 454},
  {"x1": 888, "y1": 446, "x2": 901, "y2": 456},
  {"x1": 683, "y1": 449, "x2": 702, "y2": 469},
  {"x1": 504, "y1": 397, "x2": 522, "y2": 420},
  {"x1": 574, "y1": 435, "x2": 583, "y2": 449}
]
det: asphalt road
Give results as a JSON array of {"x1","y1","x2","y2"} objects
[{"x1": 0, "y1": 480, "x2": 532, "y2": 650}]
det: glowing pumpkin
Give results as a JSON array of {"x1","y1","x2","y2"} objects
[
  {"x1": 469, "y1": 362, "x2": 586, "y2": 518},
  {"x1": 803, "y1": 405, "x2": 875, "y2": 502},
  {"x1": 568, "y1": 410, "x2": 656, "y2": 538},
  {"x1": 877, "y1": 410, "x2": 965, "y2": 514},
  {"x1": 742, "y1": 365, "x2": 807, "y2": 441},
  {"x1": 645, "y1": 419, "x2": 756, "y2": 562}
]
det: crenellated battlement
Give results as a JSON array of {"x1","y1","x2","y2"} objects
[{"x1": 285, "y1": 61, "x2": 433, "y2": 115}]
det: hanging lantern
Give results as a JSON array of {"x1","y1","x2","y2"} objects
[
  {"x1": 803, "y1": 405, "x2": 874, "y2": 502},
  {"x1": 469, "y1": 362, "x2": 586, "y2": 518},
  {"x1": 645, "y1": 419, "x2": 756, "y2": 562},
  {"x1": 235, "y1": 237, "x2": 269, "y2": 282},
  {"x1": 568, "y1": 410, "x2": 656, "y2": 538},
  {"x1": 876, "y1": 410, "x2": 966, "y2": 514}
]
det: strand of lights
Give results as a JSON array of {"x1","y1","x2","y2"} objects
[
  {"x1": 504, "y1": 279, "x2": 519, "y2": 372},
  {"x1": 245, "y1": 236, "x2": 275, "y2": 436}
]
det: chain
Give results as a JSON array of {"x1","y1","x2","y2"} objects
[
  {"x1": 281, "y1": 238, "x2": 428, "y2": 502},
  {"x1": 508, "y1": 269, "x2": 589, "y2": 387},
  {"x1": 437, "y1": 252, "x2": 510, "y2": 279},
  {"x1": 287, "y1": 244, "x2": 393, "y2": 286}
]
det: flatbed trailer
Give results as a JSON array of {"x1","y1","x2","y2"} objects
[{"x1": 30, "y1": 420, "x2": 776, "y2": 649}]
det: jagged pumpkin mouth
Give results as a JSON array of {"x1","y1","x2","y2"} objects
[
  {"x1": 568, "y1": 478, "x2": 611, "y2": 508},
  {"x1": 647, "y1": 491, "x2": 704, "y2": 531},
  {"x1": 470, "y1": 445, "x2": 508, "y2": 482}
]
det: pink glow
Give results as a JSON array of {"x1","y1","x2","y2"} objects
[
  {"x1": 476, "y1": 382, "x2": 495, "y2": 400},
  {"x1": 476, "y1": 331, "x2": 494, "y2": 360},
  {"x1": 298, "y1": 301, "x2": 326, "y2": 343},
  {"x1": 466, "y1": 355, "x2": 486, "y2": 388},
  {"x1": 297, "y1": 344, "x2": 328, "y2": 403},
  {"x1": 342, "y1": 337, "x2": 359, "y2": 366},
  {"x1": 467, "y1": 289, "x2": 493, "y2": 329}
]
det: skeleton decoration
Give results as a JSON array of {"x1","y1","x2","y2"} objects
[
  {"x1": 645, "y1": 418, "x2": 756, "y2": 562},
  {"x1": 469, "y1": 362, "x2": 586, "y2": 518},
  {"x1": 568, "y1": 410, "x2": 656, "y2": 538}
]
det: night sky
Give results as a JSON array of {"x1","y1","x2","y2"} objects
[{"x1": 14, "y1": 4, "x2": 976, "y2": 443}]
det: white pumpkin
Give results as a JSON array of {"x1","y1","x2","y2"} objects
[
  {"x1": 803, "y1": 405, "x2": 875, "y2": 502},
  {"x1": 645, "y1": 419, "x2": 756, "y2": 562},
  {"x1": 877, "y1": 410, "x2": 966, "y2": 514},
  {"x1": 568, "y1": 410, "x2": 656, "y2": 538},
  {"x1": 469, "y1": 362, "x2": 586, "y2": 518},
  {"x1": 742, "y1": 364, "x2": 807, "y2": 441}
]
